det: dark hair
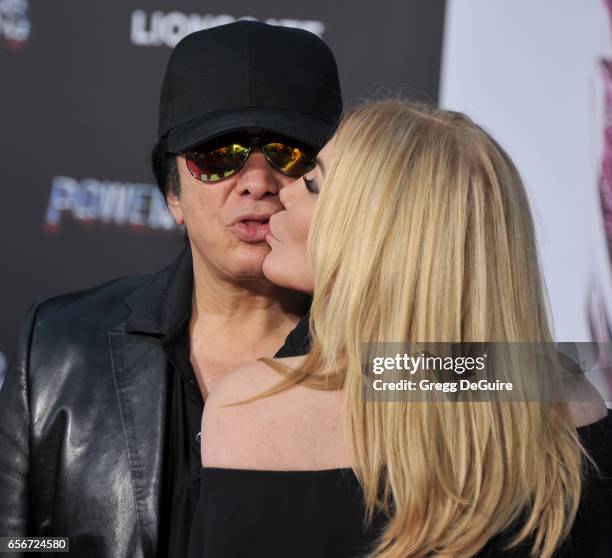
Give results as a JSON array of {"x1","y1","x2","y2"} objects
[
  {"x1": 151, "y1": 136, "x2": 181, "y2": 200},
  {"x1": 151, "y1": 137, "x2": 189, "y2": 243}
]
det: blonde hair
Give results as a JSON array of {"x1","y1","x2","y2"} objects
[{"x1": 241, "y1": 99, "x2": 587, "y2": 557}]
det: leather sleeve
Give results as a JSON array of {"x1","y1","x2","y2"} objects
[{"x1": 0, "y1": 299, "x2": 43, "y2": 539}]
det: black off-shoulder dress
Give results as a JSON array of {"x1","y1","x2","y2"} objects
[{"x1": 187, "y1": 411, "x2": 612, "y2": 558}]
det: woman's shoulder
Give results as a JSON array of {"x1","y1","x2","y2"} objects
[{"x1": 201, "y1": 357, "x2": 347, "y2": 471}]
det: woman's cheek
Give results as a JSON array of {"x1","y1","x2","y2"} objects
[
  {"x1": 262, "y1": 247, "x2": 287, "y2": 285},
  {"x1": 295, "y1": 205, "x2": 315, "y2": 246}
]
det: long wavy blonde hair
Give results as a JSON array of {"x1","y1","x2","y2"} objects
[{"x1": 243, "y1": 99, "x2": 588, "y2": 557}]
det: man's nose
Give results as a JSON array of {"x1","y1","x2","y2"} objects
[{"x1": 234, "y1": 149, "x2": 281, "y2": 199}]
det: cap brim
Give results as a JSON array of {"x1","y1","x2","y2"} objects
[{"x1": 166, "y1": 107, "x2": 337, "y2": 153}]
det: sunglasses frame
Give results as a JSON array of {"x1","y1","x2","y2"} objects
[{"x1": 182, "y1": 130, "x2": 318, "y2": 183}]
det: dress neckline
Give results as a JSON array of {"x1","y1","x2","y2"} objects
[{"x1": 201, "y1": 466, "x2": 355, "y2": 475}]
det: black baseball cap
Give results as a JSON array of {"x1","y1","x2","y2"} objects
[{"x1": 158, "y1": 20, "x2": 343, "y2": 154}]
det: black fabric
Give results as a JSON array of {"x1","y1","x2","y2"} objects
[
  {"x1": 189, "y1": 468, "x2": 387, "y2": 558},
  {"x1": 157, "y1": 317, "x2": 203, "y2": 558},
  {"x1": 0, "y1": 268, "x2": 169, "y2": 558},
  {"x1": 187, "y1": 412, "x2": 612, "y2": 558}
]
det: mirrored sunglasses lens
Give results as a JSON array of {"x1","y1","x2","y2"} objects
[
  {"x1": 264, "y1": 142, "x2": 316, "y2": 177},
  {"x1": 186, "y1": 143, "x2": 249, "y2": 182}
]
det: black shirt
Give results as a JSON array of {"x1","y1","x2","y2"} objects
[
  {"x1": 186, "y1": 412, "x2": 612, "y2": 558},
  {"x1": 157, "y1": 310, "x2": 311, "y2": 558}
]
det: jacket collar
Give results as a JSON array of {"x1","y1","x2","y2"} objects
[{"x1": 124, "y1": 242, "x2": 193, "y2": 337}]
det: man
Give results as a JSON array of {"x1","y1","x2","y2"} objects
[{"x1": 0, "y1": 21, "x2": 342, "y2": 558}]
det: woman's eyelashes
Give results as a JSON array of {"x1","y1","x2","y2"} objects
[{"x1": 303, "y1": 176, "x2": 319, "y2": 194}]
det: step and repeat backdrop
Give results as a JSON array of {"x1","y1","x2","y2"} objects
[
  {"x1": 1, "y1": 1, "x2": 610, "y2": 400},
  {"x1": 0, "y1": 0, "x2": 447, "y2": 382}
]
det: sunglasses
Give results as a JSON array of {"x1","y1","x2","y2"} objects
[{"x1": 182, "y1": 130, "x2": 319, "y2": 183}]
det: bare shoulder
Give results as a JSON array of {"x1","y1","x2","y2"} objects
[{"x1": 201, "y1": 356, "x2": 346, "y2": 470}]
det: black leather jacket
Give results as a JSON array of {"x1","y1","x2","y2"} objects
[{"x1": 0, "y1": 245, "x2": 310, "y2": 557}]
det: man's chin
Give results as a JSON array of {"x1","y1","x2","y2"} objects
[{"x1": 227, "y1": 246, "x2": 272, "y2": 280}]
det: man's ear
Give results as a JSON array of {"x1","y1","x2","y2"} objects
[{"x1": 166, "y1": 191, "x2": 185, "y2": 225}]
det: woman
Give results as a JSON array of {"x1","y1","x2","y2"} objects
[{"x1": 187, "y1": 99, "x2": 611, "y2": 557}]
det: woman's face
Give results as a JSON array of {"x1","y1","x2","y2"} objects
[{"x1": 262, "y1": 138, "x2": 335, "y2": 293}]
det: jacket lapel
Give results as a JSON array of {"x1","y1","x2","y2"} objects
[
  {"x1": 108, "y1": 243, "x2": 194, "y2": 558},
  {"x1": 108, "y1": 329, "x2": 168, "y2": 558}
]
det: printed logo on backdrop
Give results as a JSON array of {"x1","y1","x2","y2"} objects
[
  {"x1": 131, "y1": 11, "x2": 325, "y2": 47},
  {"x1": 44, "y1": 176, "x2": 177, "y2": 234},
  {"x1": 0, "y1": 0, "x2": 30, "y2": 50}
]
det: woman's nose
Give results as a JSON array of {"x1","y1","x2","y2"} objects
[{"x1": 279, "y1": 177, "x2": 301, "y2": 208}]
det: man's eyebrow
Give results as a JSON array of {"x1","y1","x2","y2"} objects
[{"x1": 316, "y1": 156, "x2": 326, "y2": 176}]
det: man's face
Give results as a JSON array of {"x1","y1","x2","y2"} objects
[{"x1": 166, "y1": 128, "x2": 297, "y2": 281}]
